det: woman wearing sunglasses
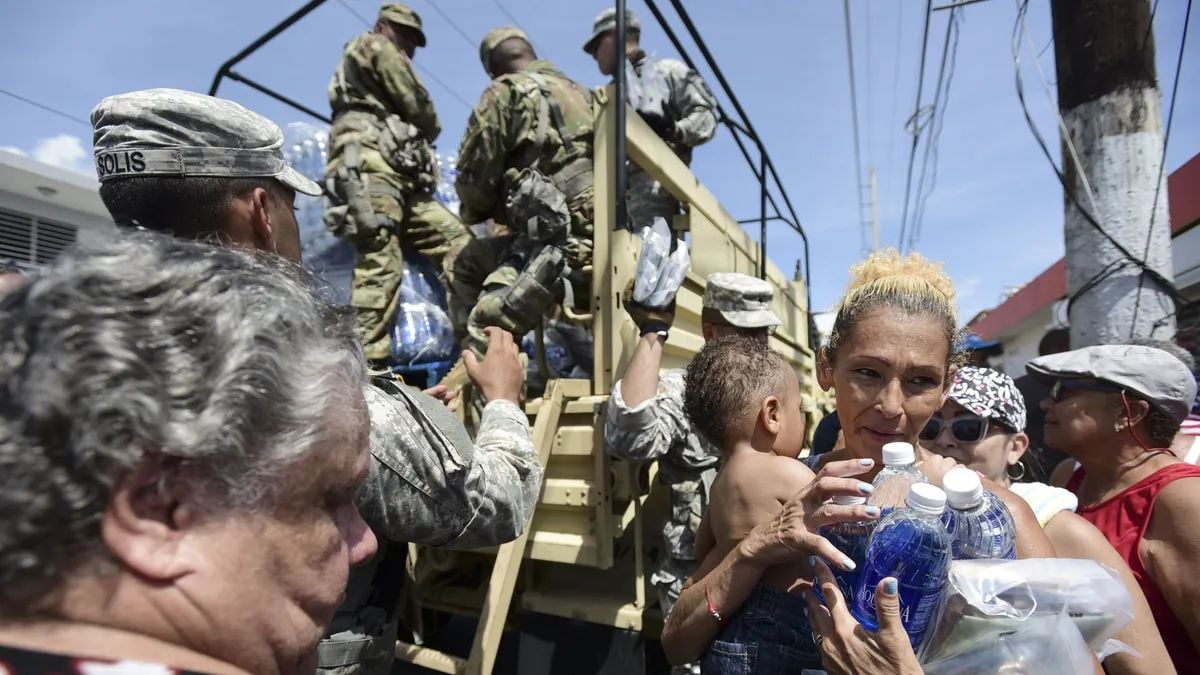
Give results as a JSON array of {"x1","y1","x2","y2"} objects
[
  {"x1": 922, "y1": 366, "x2": 1175, "y2": 675},
  {"x1": 1024, "y1": 344, "x2": 1200, "y2": 670}
]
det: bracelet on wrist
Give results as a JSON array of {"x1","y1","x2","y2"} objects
[{"x1": 705, "y1": 578, "x2": 729, "y2": 626}]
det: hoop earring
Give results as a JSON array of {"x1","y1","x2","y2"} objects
[{"x1": 1006, "y1": 461, "x2": 1026, "y2": 482}]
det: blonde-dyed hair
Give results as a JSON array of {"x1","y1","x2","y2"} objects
[{"x1": 825, "y1": 249, "x2": 962, "y2": 366}]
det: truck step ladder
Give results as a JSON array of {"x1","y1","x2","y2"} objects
[{"x1": 394, "y1": 379, "x2": 565, "y2": 675}]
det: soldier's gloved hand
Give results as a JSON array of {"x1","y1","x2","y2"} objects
[
  {"x1": 639, "y1": 111, "x2": 676, "y2": 145},
  {"x1": 464, "y1": 327, "x2": 524, "y2": 403},
  {"x1": 624, "y1": 280, "x2": 676, "y2": 336}
]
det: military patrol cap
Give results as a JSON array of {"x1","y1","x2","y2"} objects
[
  {"x1": 480, "y1": 26, "x2": 530, "y2": 67},
  {"x1": 702, "y1": 272, "x2": 781, "y2": 329},
  {"x1": 90, "y1": 88, "x2": 321, "y2": 196},
  {"x1": 379, "y1": 3, "x2": 427, "y2": 47},
  {"x1": 583, "y1": 7, "x2": 640, "y2": 54}
]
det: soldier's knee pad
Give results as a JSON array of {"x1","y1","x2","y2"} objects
[{"x1": 471, "y1": 246, "x2": 566, "y2": 336}]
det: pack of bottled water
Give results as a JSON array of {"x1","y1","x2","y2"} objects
[
  {"x1": 282, "y1": 121, "x2": 460, "y2": 368},
  {"x1": 282, "y1": 122, "x2": 354, "y2": 305},
  {"x1": 434, "y1": 154, "x2": 461, "y2": 217}
]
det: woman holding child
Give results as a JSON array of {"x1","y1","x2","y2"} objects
[{"x1": 661, "y1": 250, "x2": 1053, "y2": 673}]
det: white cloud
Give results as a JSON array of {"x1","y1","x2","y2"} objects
[
  {"x1": 0, "y1": 146, "x2": 26, "y2": 156},
  {"x1": 29, "y1": 134, "x2": 92, "y2": 175}
]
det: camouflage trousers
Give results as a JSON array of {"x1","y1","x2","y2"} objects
[
  {"x1": 448, "y1": 235, "x2": 590, "y2": 358},
  {"x1": 628, "y1": 168, "x2": 681, "y2": 230},
  {"x1": 350, "y1": 190, "x2": 469, "y2": 362},
  {"x1": 652, "y1": 556, "x2": 701, "y2": 675}
]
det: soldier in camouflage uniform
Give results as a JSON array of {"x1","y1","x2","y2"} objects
[
  {"x1": 604, "y1": 273, "x2": 780, "y2": 643},
  {"x1": 584, "y1": 7, "x2": 719, "y2": 228},
  {"x1": 325, "y1": 3, "x2": 470, "y2": 363},
  {"x1": 450, "y1": 27, "x2": 596, "y2": 359},
  {"x1": 90, "y1": 89, "x2": 543, "y2": 675}
]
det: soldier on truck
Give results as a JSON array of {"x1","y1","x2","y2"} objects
[
  {"x1": 449, "y1": 26, "x2": 596, "y2": 362},
  {"x1": 323, "y1": 2, "x2": 470, "y2": 366},
  {"x1": 583, "y1": 7, "x2": 719, "y2": 229}
]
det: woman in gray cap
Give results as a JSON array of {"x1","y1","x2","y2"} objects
[
  {"x1": 1028, "y1": 344, "x2": 1200, "y2": 670},
  {"x1": 923, "y1": 366, "x2": 1175, "y2": 675}
]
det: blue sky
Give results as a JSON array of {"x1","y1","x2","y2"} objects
[{"x1": 1, "y1": 0, "x2": 1196, "y2": 322}]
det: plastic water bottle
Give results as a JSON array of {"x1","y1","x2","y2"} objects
[
  {"x1": 941, "y1": 467, "x2": 1017, "y2": 560},
  {"x1": 868, "y1": 442, "x2": 927, "y2": 511},
  {"x1": 852, "y1": 482, "x2": 952, "y2": 649},
  {"x1": 818, "y1": 494, "x2": 875, "y2": 602}
]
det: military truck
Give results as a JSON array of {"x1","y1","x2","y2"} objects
[
  {"x1": 208, "y1": 5, "x2": 820, "y2": 673},
  {"x1": 391, "y1": 91, "x2": 818, "y2": 675}
]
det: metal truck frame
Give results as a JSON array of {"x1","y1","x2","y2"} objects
[{"x1": 392, "y1": 91, "x2": 817, "y2": 675}]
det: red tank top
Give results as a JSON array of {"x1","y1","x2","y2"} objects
[{"x1": 1067, "y1": 462, "x2": 1200, "y2": 668}]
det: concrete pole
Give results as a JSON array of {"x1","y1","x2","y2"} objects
[{"x1": 1051, "y1": 0, "x2": 1175, "y2": 347}]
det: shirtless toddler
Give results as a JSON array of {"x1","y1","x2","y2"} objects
[{"x1": 683, "y1": 334, "x2": 827, "y2": 672}]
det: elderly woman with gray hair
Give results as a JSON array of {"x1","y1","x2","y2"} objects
[{"x1": 0, "y1": 234, "x2": 377, "y2": 673}]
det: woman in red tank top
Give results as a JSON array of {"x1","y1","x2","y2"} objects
[{"x1": 1028, "y1": 344, "x2": 1200, "y2": 671}]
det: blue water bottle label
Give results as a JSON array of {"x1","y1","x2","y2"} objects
[{"x1": 897, "y1": 582, "x2": 942, "y2": 646}]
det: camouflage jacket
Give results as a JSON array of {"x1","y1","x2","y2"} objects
[
  {"x1": 329, "y1": 32, "x2": 440, "y2": 141},
  {"x1": 604, "y1": 368, "x2": 720, "y2": 561},
  {"x1": 326, "y1": 32, "x2": 441, "y2": 195},
  {"x1": 456, "y1": 59, "x2": 595, "y2": 239},
  {"x1": 318, "y1": 378, "x2": 542, "y2": 672},
  {"x1": 357, "y1": 377, "x2": 541, "y2": 547},
  {"x1": 629, "y1": 51, "x2": 718, "y2": 165}
]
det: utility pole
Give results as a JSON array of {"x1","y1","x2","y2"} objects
[{"x1": 1051, "y1": 0, "x2": 1175, "y2": 347}]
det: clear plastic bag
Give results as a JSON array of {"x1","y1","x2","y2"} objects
[
  {"x1": 922, "y1": 612, "x2": 1095, "y2": 675},
  {"x1": 633, "y1": 217, "x2": 690, "y2": 308},
  {"x1": 390, "y1": 249, "x2": 457, "y2": 366},
  {"x1": 919, "y1": 558, "x2": 1134, "y2": 664}
]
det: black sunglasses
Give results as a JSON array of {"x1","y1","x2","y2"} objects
[
  {"x1": 1050, "y1": 379, "x2": 1123, "y2": 402},
  {"x1": 920, "y1": 415, "x2": 991, "y2": 443}
]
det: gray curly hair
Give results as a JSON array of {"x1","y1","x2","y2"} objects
[{"x1": 0, "y1": 232, "x2": 365, "y2": 614}]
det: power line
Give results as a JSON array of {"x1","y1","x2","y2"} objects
[
  {"x1": 335, "y1": 0, "x2": 371, "y2": 27},
  {"x1": 885, "y1": 0, "x2": 905, "y2": 229},
  {"x1": 1132, "y1": 0, "x2": 1192, "y2": 334},
  {"x1": 843, "y1": 0, "x2": 869, "y2": 252},
  {"x1": 0, "y1": 89, "x2": 88, "y2": 127},
  {"x1": 864, "y1": 0, "x2": 873, "y2": 165},
  {"x1": 897, "y1": 0, "x2": 934, "y2": 252},
  {"x1": 907, "y1": 6, "x2": 962, "y2": 250},
  {"x1": 334, "y1": 0, "x2": 474, "y2": 111},
  {"x1": 492, "y1": 0, "x2": 523, "y2": 28},
  {"x1": 418, "y1": 0, "x2": 477, "y2": 50}
]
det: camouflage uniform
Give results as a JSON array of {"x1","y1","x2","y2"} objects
[
  {"x1": 625, "y1": 50, "x2": 718, "y2": 227},
  {"x1": 603, "y1": 273, "x2": 781, "y2": 621},
  {"x1": 583, "y1": 8, "x2": 719, "y2": 228},
  {"x1": 88, "y1": 88, "x2": 541, "y2": 675},
  {"x1": 319, "y1": 376, "x2": 541, "y2": 674},
  {"x1": 325, "y1": 5, "x2": 469, "y2": 362},
  {"x1": 453, "y1": 34, "x2": 595, "y2": 358}
]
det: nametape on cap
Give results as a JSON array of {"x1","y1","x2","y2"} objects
[{"x1": 94, "y1": 147, "x2": 285, "y2": 180}]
